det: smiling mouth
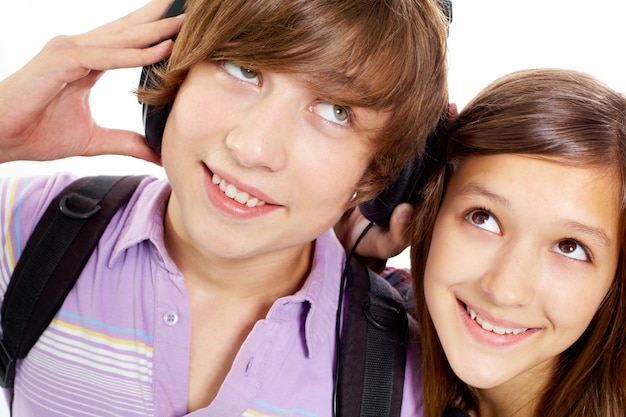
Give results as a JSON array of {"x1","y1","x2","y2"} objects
[
  {"x1": 212, "y1": 173, "x2": 267, "y2": 208},
  {"x1": 465, "y1": 305, "x2": 528, "y2": 335}
]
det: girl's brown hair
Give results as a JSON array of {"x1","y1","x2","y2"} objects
[
  {"x1": 138, "y1": 0, "x2": 449, "y2": 202},
  {"x1": 411, "y1": 68, "x2": 626, "y2": 417}
]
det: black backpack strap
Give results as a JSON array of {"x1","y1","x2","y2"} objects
[
  {"x1": 337, "y1": 256, "x2": 409, "y2": 416},
  {"x1": 0, "y1": 175, "x2": 144, "y2": 389}
]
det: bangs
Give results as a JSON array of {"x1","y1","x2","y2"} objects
[
  {"x1": 146, "y1": 0, "x2": 449, "y2": 199},
  {"x1": 178, "y1": 0, "x2": 445, "y2": 110}
]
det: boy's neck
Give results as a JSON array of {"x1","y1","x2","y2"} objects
[{"x1": 163, "y1": 208, "x2": 314, "y2": 302}]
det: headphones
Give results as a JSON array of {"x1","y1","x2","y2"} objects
[
  {"x1": 139, "y1": 1, "x2": 451, "y2": 414},
  {"x1": 139, "y1": 0, "x2": 451, "y2": 228}
]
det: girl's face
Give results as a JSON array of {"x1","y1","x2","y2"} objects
[
  {"x1": 424, "y1": 154, "x2": 621, "y2": 394},
  {"x1": 161, "y1": 60, "x2": 384, "y2": 263}
]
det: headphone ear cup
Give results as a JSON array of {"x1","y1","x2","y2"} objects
[
  {"x1": 140, "y1": 63, "x2": 171, "y2": 155},
  {"x1": 358, "y1": 109, "x2": 448, "y2": 228},
  {"x1": 358, "y1": 157, "x2": 423, "y2": 229},
  {"x1": 138, "y1": 0, "x2": 186, "y2": 155}
]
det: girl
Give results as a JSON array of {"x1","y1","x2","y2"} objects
[{"x1": 411, "y1": 68, "x2": 626, "y2": 417}]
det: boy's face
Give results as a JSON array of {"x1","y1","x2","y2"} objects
[
  {"x1": 160, "y1": 60, "x2": 384, "y2": 262},
  {"x1": 424, "y1": 154, "x2": 620, "y2": 396}
]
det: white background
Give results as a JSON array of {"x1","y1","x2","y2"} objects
[{"x1": 1, "y1": 1, "x2": 625, "y2": 413}]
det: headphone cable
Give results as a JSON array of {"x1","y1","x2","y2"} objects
[{"x1": 331, "y1": 220, "x2": 375, "y2": 417}]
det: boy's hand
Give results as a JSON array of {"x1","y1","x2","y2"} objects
[
  {"x1": 0, "y1": 0, "x2": 183, "y2": 164},
  {"x1": 335, "y1": 203, "x2": 414, "y2": 261},
  {"x1": 336, "y1": 103, "x2": 458, "y2": 263}
]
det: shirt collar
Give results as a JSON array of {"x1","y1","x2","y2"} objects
[
  {"x1": 109, "y1": 178, "x2": 177, "y2": 271},
  {"x1": 109, "y1": 177, "x2": 346, "y2": 356},
  {"x1": 267, "y1": 229, "x2": 346, "y2": 356}
]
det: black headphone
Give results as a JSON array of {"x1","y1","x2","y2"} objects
[{"x1": 139, "y1": 0, "x2": 451, "y2": 228}]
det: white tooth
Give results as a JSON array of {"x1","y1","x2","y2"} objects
[
  {"x1": 480, "y1": 320, "x2": 494, "y2": 332},
  {"x1": 492, "y1": 325, "x2": 506, "y2": 335},
  {"x1": 468, "y1": 306, "x2": 528, "y2": 335},
  {"x1": 234, "y1": 192, "x2": 249, "y2": 204},
  {"x1": 225, "y1": 184, "x2": 238, "y2": 198},
  {"x1": 214, "y1": 176, "x2": 267, "y2": 207}
]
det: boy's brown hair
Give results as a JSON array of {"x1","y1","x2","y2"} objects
[{"x1": 138, "y1": 0, "x2": 449, "y2": 201}]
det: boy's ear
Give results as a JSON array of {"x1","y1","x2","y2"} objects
[
  {"x1": 138, "y1": 0, "x2": 187, "y2": 155},
  {"x1": 358, "y1": 109, "x2": 448, "y2": 228}
]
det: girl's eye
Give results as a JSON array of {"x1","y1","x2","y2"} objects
[
  {"x1": 312, "y1": 102, "x2": 351, "y2": 125},
  {"x1": 223, "y1": 61, "x2": 260, "y2": 84},
  {"x1": 552, "y1": 239, "x2": 589, "y2": 261},
  {"x1": 466, "y1": 209, "x2": 501, "y2": 234}
]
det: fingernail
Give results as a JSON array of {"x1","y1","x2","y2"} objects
[{"x1": 396, "y1": 205, "x2": 414, "y2": 224}]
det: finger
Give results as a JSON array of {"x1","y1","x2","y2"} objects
[
  {"x1": 382, "y1": 203, "x2": 414, "y2": 256},
  {"x1": 79, "y1": 13, "x2": 185, "y2": 51},
  {"x1": 356, "y1": 225, "x2": 398, "y2": 260},
  {"x1": 87, "y1": 127, "x2": 162, "y2": 165},
  {"x1": 388, "y1": 203, "x2": 414, "y2": 241},
  {"x1": 70, "y1": 39, "x2": 175, "y2": 73}
]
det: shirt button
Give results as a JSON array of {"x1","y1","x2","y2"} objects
[{"x1": 163, "y1": 311, "x2": 179, "y2": 326}]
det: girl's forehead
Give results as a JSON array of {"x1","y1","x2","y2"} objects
[{"x1": 452, "y1": 154, "x2": 622, "y2": 218}]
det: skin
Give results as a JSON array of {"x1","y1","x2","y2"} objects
[
  {"x1": 424, "y1": 154, "x2": 621, "y2": 417},
  {"x1": 160, "y1": 60, "x2": 388, "y2": 408},
  {"x1": 0, "y1": 0, "x2": 182, "y2": 164},
  {"x1": 0, "y1": 0, "x2": 412, "y2": 409},
  {"x1": 162, "y1": 59, "x2": 387, "y2": 278},
  {"x1": 0, "y1": 0, "x2": 411, "y2": 258}
]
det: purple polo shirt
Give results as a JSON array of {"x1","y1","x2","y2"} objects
[{"x1": 0, "y1": 174, "x2": 423, "y2": 416}]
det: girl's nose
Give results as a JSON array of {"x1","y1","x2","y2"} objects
[{"x1": 480, "y1": 243, "x2": 537, "y2": 308}]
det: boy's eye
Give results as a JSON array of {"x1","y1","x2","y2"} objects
[
  {"x1": 223, "y1": 61, "x2": 260, "y2": 84},
  {"x1": 313, "y1": 102, "x2": 350, "y2": 125},
  {"x1": 466, "y1": 209, "x2": 501, "y2": 234},
  {"x1": 552, "y1": 239, "x2": 589, "y2": 261}
]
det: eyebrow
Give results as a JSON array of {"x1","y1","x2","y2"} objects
[
  {"x1": 562, "y1": 221, "x2": 612, "y2": 248},
  {"x1": 456, "y1": 182, "x2": 510, "y2": 208},
  {"x1": 456, "y1": 182, "x2": 612, "y2": 248}
]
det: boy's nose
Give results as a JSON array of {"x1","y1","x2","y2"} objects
[{"x1": 225, "y1": 98, "x2": 290, "y2": 172}]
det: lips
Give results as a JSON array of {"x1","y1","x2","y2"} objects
[{"x1": 465, "y1": 305, "x2": 529, "y2": 335}]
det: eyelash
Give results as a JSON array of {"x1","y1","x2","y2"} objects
[
  {"x1": 463, "y1": 206, "x2": 594, "y2": 263},
  {"x1": 463, "y1": 206, "x2": 497, "y2": 227},
  {"x1": 310, "y1": 101, "x2": 355, "y2": 129},
  {"x1": 220, "y1": 60, "x2": 355, "y2": 129},
  {"x1": 558, "y1": 238, "x2": 594, "y2": 263},
  {"x1": 221, "y1": 61, "x2": 261, "y2": 86}
]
